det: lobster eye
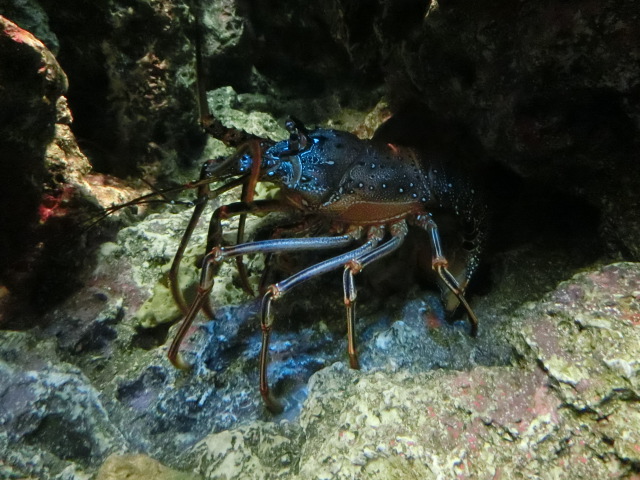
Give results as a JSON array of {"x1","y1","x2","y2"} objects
[{"x1": 238, "y1": 154, "x2": 253, "y2": 173}]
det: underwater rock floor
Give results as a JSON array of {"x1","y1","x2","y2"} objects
[{"x1": 1, "y1": 205, "x2": 639, "y2": 480}]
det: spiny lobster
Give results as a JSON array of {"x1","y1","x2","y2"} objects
[{"x1": 103, "y1": 109, "x2": 488, "y2": 412}]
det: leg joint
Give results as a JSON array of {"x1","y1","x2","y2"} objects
[{"x1": 345, "y1": 259, "x2": 363, "y2": 275}]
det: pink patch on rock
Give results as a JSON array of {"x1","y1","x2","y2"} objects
[
  {"x1": 626, "y1": 313, "x2": 640, "y2": 327},
  {"x1": 423, "y1": 310, "x2": 443, "y2": 330},
  {"x1": 38, "y1": 186, "x2": 76, "y2": 224},
  {"x1": 527, "y1": 316, "x2": 561, "y2": 357},
  {"x1": 532, "y1": 384, "x2": 559, "y2": 423},
  {"x1": 551, "y1": 284, "x2": 585, "y2": 306}
]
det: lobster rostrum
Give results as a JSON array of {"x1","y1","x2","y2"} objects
[{"x1": 155, "y1": 116, "x2": 487, "y2": 412}]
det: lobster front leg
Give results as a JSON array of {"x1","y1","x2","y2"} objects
[
  {"x1": 167, "y1": 223, "x2": 358, "y2": 374},
  {"x1": 236, "y1": 139, "x2": 268, "y2": 296},
  {"x1": 168, "y1": 165, "x2": 249, "y2": 315},
  {"x1": 168, "y1": 198, "x2": 300, "y2": 367},
  {"x1": 198, "y1": 198, "x2": 298, "y2": 319},
  {"x1": 343, "y1": 264, "x2": 358, "y2": 368}
]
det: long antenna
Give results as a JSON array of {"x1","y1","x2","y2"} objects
[{"x1": 194, "y1": 1, "x2": 211, "y2": 128}]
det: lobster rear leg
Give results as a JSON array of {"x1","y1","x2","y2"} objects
[
  {"x1": 418, "y1": 214, "x2": 479, "y2": 336},
  {"x1": 342, "y1": 263, "x2": 358, "y2": 368}
]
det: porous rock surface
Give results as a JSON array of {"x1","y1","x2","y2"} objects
[
  {"x1": 0, "y1": 14, "x2": 146, "y2": 326},
  {"x1": 0, "y1": 14, "x2": 68, "y2": 295},
  {"x1": 5, "y1": 212, "x2": 639, "y2": 478},
  {"x1": 96, "y1": 454, "x2": 195, "y2": 480},
  {"x1": 186, "y1": 262, "x2": 640, "y2": 480},
  {"x1": 0, "y1": 330, "x2": 127, "y2": 479}
]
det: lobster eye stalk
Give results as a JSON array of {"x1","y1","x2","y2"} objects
[{"x1": 283, "y1": 116, "x2": 309, "y2": 155}]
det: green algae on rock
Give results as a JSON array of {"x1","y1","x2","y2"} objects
[{"x1": 96, "y1": 454, "x2": 199, "y2": 480}]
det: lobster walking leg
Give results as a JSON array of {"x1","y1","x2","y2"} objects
[
  {"x1": 235, "y1": 139, "x2": 266, "y2": 296},
  {"x1": 342, "y1": 222, "x2": 408, "y2": 369},
  {"x1": 257, "y1": 217, "x2": 326, "y2": 294},
  {"x1": 418, "y1": 214, "x2": 479, "y2": 336},
  {"x1": 258, "y1": 235, "x2": 376, "y2": 411},
  {"x1": 203, "y1": 203, "x2": 322, "y2": 315},
  {"x1": 167, "y1": 224, "x2": 359, "y2": 372},
  {"x1": 169, "y1": 198, "x2": 294, "y2": 365},
  {"x1": 259, "y1": 222, "x2": 408, "y2": 410},
  {"x1": 342, "y1": 265, "x2": 358, "y2": 368},
  {"x1": 168, "y1": 165, "x2": 249, "y2": 315}
]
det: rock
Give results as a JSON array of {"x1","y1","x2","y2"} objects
[
  {"x1": 516, "y1": 262, "x2": 640, "y2": 466},
  {"x1": 190, "y1": 421, "x2": 301, "y2": 480},
  {"x1": 96, "y1": 454, "x2": 198, "y2": 480},
  {"x1": 180, "y1": 262, "x2": 640, "y2": 479},
  {"x1": 232, "y1": 0, "x2": 640, "y2": 260},
  {"x1": 0, "y1": 15, "x2": 67, "y2": 288},
  {"x1": 198, "y1": 0, "x2": 246, "y2": 62},
  {"x1": 102, "y1": 1, "x2": 203, "y2": 174},
  {"x1": 0, "y1": 14, "x2": 144, "y2": 325},
  {"x1": 2, "y1": 0, "x2": 204, "y2": 176},
  {"x1": 6, "y1": 0, "x2": 638, "y2": 261},
  {"x1": 294, "y1": 365, "x2": 561, "y2": 479},
  {"x1": 207, "y1": 86, "x2": 287, "y2": 142},
  {"x1": 518, "y1": 263, "x2": 640, "y2": 407},
  {"x1": 101, "y1": 202, "x2": 254, "y2": 329},
  {"x1": 0, "y1": 0, "x2": 59, "y2": 52},
  {"x1": 0, "y1": 330, "x2": 127, "y2": 479}
]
